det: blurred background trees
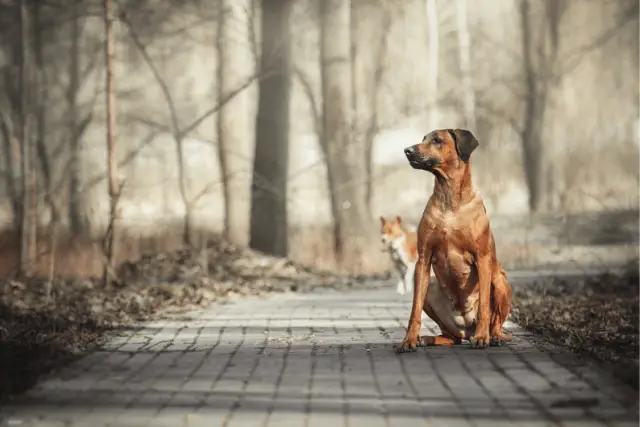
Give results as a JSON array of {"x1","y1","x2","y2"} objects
[{"x1": 0, "y1": 0, "x2": 636, "y2": 279}]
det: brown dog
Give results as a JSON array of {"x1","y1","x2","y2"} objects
[{"x1": 396, "y1": 129, "x2": 513, "y2": 352}]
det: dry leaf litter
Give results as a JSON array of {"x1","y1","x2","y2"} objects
[{"x1": 512, "y1": 262, "x2": 639, "y2": 391}]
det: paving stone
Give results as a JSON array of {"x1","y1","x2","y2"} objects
[{"x1": 0, "y1": 286, "x2": 637, "y2": 427}]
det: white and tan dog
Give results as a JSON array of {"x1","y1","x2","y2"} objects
[{"x1": 380, "y1": 216, "x2": 418, "y2": 295}]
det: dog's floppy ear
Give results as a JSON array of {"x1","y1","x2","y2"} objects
[
  {"x1": 395, "y1": 215, "x2": 402, "y2": 224},
  {"x1": 449, "y1": 129, "x2": 479, "y2": 162}
]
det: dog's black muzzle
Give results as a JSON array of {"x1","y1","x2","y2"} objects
[{"x1": 404, "y1": 145, "x2": 439, "y2": 171}]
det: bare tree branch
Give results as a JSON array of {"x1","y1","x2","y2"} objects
[
  {"x1": 294, "y1": 65, "x2": 322, "y2": 141},
  {"x1": 558, "y1": 4, "x2": 638, "y2": 76}
]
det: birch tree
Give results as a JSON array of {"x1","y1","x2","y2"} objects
[
  {"x1": 320, "y1": 0, "x2": 371, "y2": 269},
  {"x1": 33, "y1": 1, "x2": 61, "y2": 293},
  {"x1": 217, "y1": 0, "x2": 254, "y2": 247},
  {"x1": 18, "y1": 0, "x2": 36, "y2": 278},
  {"x1": 103, "y1": 0, "x2": 119, "y2": 287}
]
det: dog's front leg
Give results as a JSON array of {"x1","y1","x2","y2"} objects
[
  {"x1": 395, "y1": 254, "x2": 431, "y2": 353},
  {"x1": 470, "y1": 253, "x2": 492, "y2": 349}
]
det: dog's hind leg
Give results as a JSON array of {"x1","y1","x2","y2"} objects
[
  {"x1": 419, "y1": 298, "x2": 463, "y2": 346},
  {"x1": 489, "y1": 267, "x2": 513, "y2": 346},
  {"x1": 418, "y1": 335, "x2": 462, "y2": 346}
]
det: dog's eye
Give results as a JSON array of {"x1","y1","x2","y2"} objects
[{"x1": 432, "y1": 138, "x2": 443, "y2": 145}]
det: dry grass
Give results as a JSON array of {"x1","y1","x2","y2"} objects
[
  {"x1": 0, "y1": 225, "x2": 193, "y2": 279},
  {"x1": 289, "y1": 225, "x2": 391, "y2": 275},
  {"x1": 0, "y1": 223, "x2": 392, "y2": 280},
  {"x1": 0, "y1": 207, "x2": 636, "y2": 280}
]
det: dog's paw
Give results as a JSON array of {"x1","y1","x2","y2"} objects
[
  {"x1": 394, "y1": 336, "x2": 418, "y2": 353},
  {"x1": 469, "y1": 332, "x2": 490, "y2": 349},
  {"x1": 395, "y1": 282, "x2": 406, "y2": 295},
  {"x1": 489, "y1": 337, "x2": 506, "y2": 347},
  {"x1": 489, "y1": 331, "x2": 513, "y2": 347}
]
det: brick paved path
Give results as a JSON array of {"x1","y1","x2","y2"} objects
[{"x1": 0, "y1": 286, "x2": 637, "y2": 427}]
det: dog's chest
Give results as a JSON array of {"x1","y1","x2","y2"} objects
[
  {"x1": 432, "y1": 246, "x2": 472, "y2": 282},
  {"x1": 388, "y1": 237, "x2": 412, "y2": 264},
  {"x1": 428, "y1": 196, "x2": 484, "y2": 237},
  {"x1": 430, "y1": 245, "x2": 476, "y2": 311},
  {"x1": 433, "y1": 210, "x2": 466, "y2": 237}
]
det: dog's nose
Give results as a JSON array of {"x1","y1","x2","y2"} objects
[{"x1": 404, "y1": 146, "x2": 416, "y2": 157}]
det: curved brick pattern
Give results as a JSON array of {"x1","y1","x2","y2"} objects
[{"x1": 0, "y1": 287, "x2": 637, "y2": 427}]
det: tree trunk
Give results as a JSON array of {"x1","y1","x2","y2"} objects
[
  {"x1": 249, "y1": 0, "x2": 293, "y2": 257},
  {"x1": 34, "y1": 2, "x2": 50, "y2": 205},
  {"x1": 18, "y1": 0, "x2": 36, "y2": 278},
  {"x1": 519, "y1": 0, "x2": 562, "y2": 213},
  {"x1": 0, "y1": 111, "x2": 21, "y2": 225},
  {"x1": 68, "y1": 0, "x2": 86, "y2": 235},
  {"x1": 320, "y1": 0, "x2": 371, "y2": 270},
  {"x1": 426, "y1": 0, "x2": 439, "y2": 129},
  {"x1": 456, "y1": 0, "x2": 475, "y2": 130},
  {"x1": 520, "y1": 94, "x2": 548, "y2": 214},
  {"x1": 217, "y1": 0, "x2": 254, "y2": 247},
  {"x1": 34, "y1": 0, "x2": 59, "y2": 295},
  {"x1": 175, "y1": 134, "x2": 191, "y2": 245},
  {"x1": 103, "y1": 0, "x2": 119, "y2": 287},
  {"x1": 351, "y1": 0, "x2": 391, "y2": 215}
]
